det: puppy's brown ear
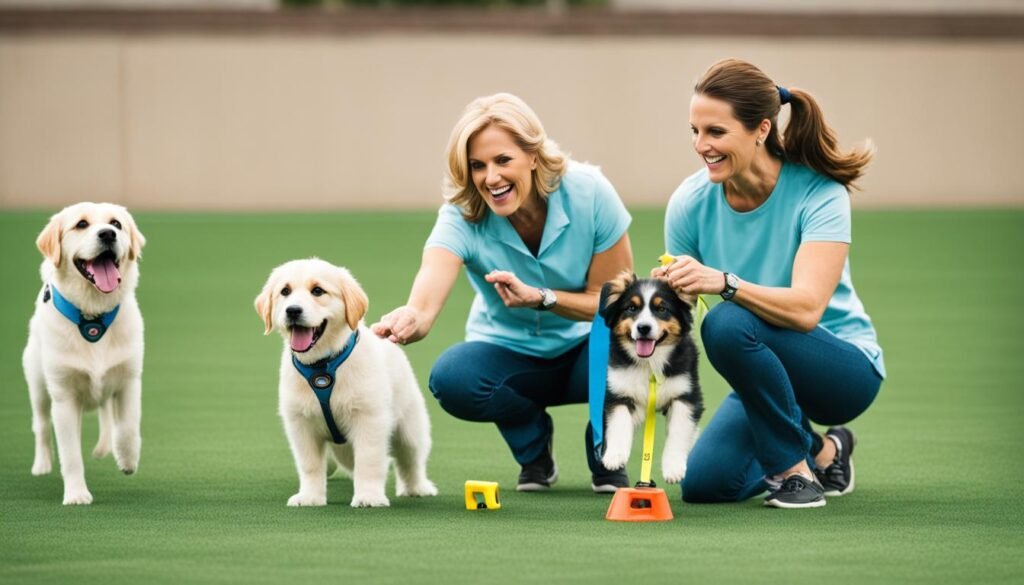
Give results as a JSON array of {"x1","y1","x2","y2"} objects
[
  {"x1": 339, "y1": 272, "x2": 369, "y2": 331},
  {"x1": 254, "y1": 279, "x2": 276, "y2": 335},
  {"x1": 123, "y1": 211, "x2": 146, "y2": 261},
  {"x1": 36, "y1": 211, "x2": 64, "y2": 267},
  {"x1": 600, "y1": 270, "x2": 635, "y2": 326}
]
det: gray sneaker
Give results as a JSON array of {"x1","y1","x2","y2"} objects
[
  {"x1": 591, "y1": 468, "x2": 629, "y2": 494},
  {"x1": 764, "y1": 474, "x2": 826, "y2": 509},
  {"x1": 517, "y1": 445, "x2": 558, "y2": 492},
  {"x1": 814, "y1": 426, "x2": 856, "y2": 497}
]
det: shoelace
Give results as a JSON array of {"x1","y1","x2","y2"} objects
[{"x1": 778, "y1": 475, "x2": 812, "y2": 494}]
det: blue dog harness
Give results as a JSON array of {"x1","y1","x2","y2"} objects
[
  {"x1": 46, "y1": 284, "x2": 120, "y2": 343},
  {"x1": 290, "y1": 330, "x2": 360, "y2": 444}
]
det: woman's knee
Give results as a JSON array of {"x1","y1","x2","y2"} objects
[
  {"x1": 681, "y1": 454, "x2": 741, "y2": 503},
  {"x1": 428, "y1": 344, "x2": 488, "y2": 422}
]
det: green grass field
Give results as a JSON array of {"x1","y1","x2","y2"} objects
[{"x1": 2, "y1": 209, "x2": 1022, "y2": 584}]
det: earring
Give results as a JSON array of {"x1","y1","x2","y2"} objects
[{"x1": 756, "y1": 138, "x2": 763, "y2": 146}]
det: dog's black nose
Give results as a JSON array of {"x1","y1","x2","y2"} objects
[
  {"x1": 285, "y1": 306, "x2": 303, "y2": 319},
  {"x1": 98, "y1": 228, "x2": 117, "y2": 243},
  {"x1": 637, "y1": 323, "x2": 652, "y2": 337}
]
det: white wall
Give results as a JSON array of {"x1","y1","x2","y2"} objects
[{"x1": 1, "y1": 32, "x2": 1022, "y2": 210}]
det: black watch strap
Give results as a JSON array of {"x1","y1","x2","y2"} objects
[{"x1": 721, "y1": 273, "x2": 738, "y2": 301}]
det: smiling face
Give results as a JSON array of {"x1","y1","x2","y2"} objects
[
  {"x1": 36, "y1": 202, "x2": 145, "y2": 294},
  {"x1": 690, "y1": 94, "x2": 768, "y2": 184},
  {"x1": 467, "y1": 124, "x2": 538, "y2": 218},
  {"x1": 602, "y1": 273, "x2": 692, "y2": 361},
  {"x1": 255, "y1": 259, "x2": 369, "y2": 360}
]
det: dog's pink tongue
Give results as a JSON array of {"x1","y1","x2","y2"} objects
[
  {"x1": 86, "y1": 257, "x2": 121, "y2": 293},
  {"x1": 636, "y1": 339, "x2": 656, "y2": 358},
  {"x1": 290, "y1": 327, "x2": 314, "y2": 352}
]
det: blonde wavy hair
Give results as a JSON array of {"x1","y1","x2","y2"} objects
[{"x1": 443, "y1": 93, "x2": 568, "y2": 223}]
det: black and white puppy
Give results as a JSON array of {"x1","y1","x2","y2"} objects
[{"x1": 599, "y1": 272, "x2": 704, "y2": 485}]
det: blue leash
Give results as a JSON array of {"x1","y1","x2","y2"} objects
[
  {"x1": 290, "y1": 330, "x2": 360, "y2": 444},
  {"x1": 588, "y1": 314, "x2": 610, "y2": 462},
  {"x1": 47, "y1": 284, "x2": 120, "y2": 343}
]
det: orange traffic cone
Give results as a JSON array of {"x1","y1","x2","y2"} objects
[{"x1": 605, "y1": 486, "x2": 674, "y2": 522}]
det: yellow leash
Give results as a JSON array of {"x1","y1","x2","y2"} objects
[{"x1": 639, "y1": 373, "x2": 659, "y2": 486}]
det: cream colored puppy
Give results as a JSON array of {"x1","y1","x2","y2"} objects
[
  {"x1": 255, "y1": 258, "x2": 437, "y2": 508},
  {"x1": 23, "y1": 202, "x2": 146, "y2": 505}
]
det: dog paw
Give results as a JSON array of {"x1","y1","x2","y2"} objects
[
  {"x1": 92, "y1": 442, "x2": 111, "y2": 459},
  {"x1": 63, "y1": 489, "x2": 94, "y2": 506},
  {"x1": 31, "y1": 457, "x2": 52, "y2": 476},
  {"x1": 117, "y1": 459, "x2": 138, "y2": 475},
  {"x1": 661, "y1": 456, "x2": 687, "y2": 485},
  {"x1": 350, "y1": 493, "x2": 390, "y2": 508},
  {"x1": 287, "y1": 493, "x2": 327, "y2": 507},
  {"x1": 601, "y1": 449, "x2": 630, "y2": 472},
  {"x1": 398, "y1": 480, "x2": 438, "y2": 497}
]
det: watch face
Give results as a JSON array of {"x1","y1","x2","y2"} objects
[
  {"x1": 539, "y1": 288, "x2": 556, "y2": 309},
  {"x1": 726, "y1": 274, "x2": 739, "y2": 288}
]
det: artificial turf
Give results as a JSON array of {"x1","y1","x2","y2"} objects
[{"x1": 1, "y1": 208, "x2": 1022, "y2": 584}]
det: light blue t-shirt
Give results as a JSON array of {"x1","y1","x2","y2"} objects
[
  {"x1": 665, "y1": 162, "x2": 885, "y2": 378},
  {"x1": 426, "y1": 162, "x2": 631, "y2": 359}
]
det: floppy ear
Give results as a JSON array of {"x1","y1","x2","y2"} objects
[
  {"x1": 36, "y1": 211, "x2": 64, "y2": 267},
  {"x1": 600, "y1": 270, "x2": 635, "y2": 326},
  {"x1": 339, "y1": 271, "x2": 369, "y2": 331},
  {"x1": 254, "y1": 278, "x2": 276, "y2": 335},
  {"x1": 124, "y1": 211, "x2": 146, "y2": 261}
]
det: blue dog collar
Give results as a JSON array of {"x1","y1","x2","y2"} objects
[
  {"x1": 47, "y1": 284, "x2": 120, "y2": 343},
  {"x1": 290, "y1": 330, "x2": 360, "y2": 444}
]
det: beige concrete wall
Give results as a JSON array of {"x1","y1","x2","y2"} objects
[{"x1": 1, "y1": 33, "x2": 1022, "y2": 210}]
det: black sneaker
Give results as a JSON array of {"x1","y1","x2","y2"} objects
[
  {"x1": 814, "y1": 426, "x2": 856, "y2": 497},
  {"x1": 764, "y1": 473, "x2": 826, "y2": 509},
  {"x1": 591, "y1": 468, "x2": 629, "y2": 494},
  {"x1": 517, "y1": 446, "x2": 558, "y2": 492}
]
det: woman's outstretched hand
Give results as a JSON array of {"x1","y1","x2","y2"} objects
[
  {"x1": 485, "y1": 270, "x2": 543, "y2": 309},
  {"x1": 370, "y1": 305, "x2": 423, "y2": 345}
]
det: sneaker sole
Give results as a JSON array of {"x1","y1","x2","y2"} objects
[
  {"x1": 591, "y1": 483, "x2": 621, "y2": 494},
  {"x1": 763, "y1": 497, "x2": 827, "y2": 509}
]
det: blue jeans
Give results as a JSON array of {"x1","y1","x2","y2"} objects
[
  {"x1": 429, "y1": 340, "x2": 604, "y2": 473},
  {"x1": 683, "y1": 303, "x2": 882, "y2": 503}
]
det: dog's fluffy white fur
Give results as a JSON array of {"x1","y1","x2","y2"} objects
[
  {"x1": 23, "y1": 202, "x2": 147, "y2": 505},
  {"x1": 255, "y1": 258, "x2": 437, "y2": 508}
]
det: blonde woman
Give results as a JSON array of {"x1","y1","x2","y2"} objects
[
  {"x1": 657, "y1": 59, "x2": 885, "y2": 508},
  {"x1": 372, "y1": 93, "x2": 633, "y2": 493}
]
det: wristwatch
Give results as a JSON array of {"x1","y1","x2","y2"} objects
[
  {"x1": 721, "y1": 273, "x2": 739, "y2": 301},
  {"x1": 536, "y1": 287, "x2": 557, "y2": 311}
]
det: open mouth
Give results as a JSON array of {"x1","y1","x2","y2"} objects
[
  {"x1": 634, "y1": 332, "x2": 668, "y2": 358},
  {"x1": 489, "y1": 184, "x2": 513, "y2": 203},
  {"x1": 289, "y1": 319, "x2": 327, "y2": 353},
  {"x1": 74, "y1": 251, "x2": 121, "y2": 293},
  {"x1": 704, "y1": 154, "x2": 726, "y2": 165}
]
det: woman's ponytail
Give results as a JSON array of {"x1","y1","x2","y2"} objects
[{"x1": 783, "y1": 88, "x2": 874, "y2": 190}]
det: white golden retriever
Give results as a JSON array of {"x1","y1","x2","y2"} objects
[
  {"x1": 255, "y1": 258, "x2": 437, "y2": 508},
  {"x1": 22, "y1": 202, "x2": 146, "y2": 505}
]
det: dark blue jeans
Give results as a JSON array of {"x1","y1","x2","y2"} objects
[
  {"x1": 683, "y1": 303, "x2": 882, "y2": 503},
  {"x1": 429, "y1": 340, "x2": 603, "y2": 473}
]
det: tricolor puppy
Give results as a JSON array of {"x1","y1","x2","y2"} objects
[
  {"x1": 255, "y1": 258, "x2": 437, "y2": 508},
  {"x1": 22, "y1": 202, "x2": 147, "y2": 505},
  {"x1": 599, "y1": 272, "x2": 704, "y2": 485}
]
